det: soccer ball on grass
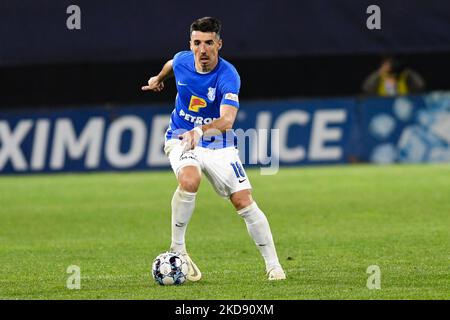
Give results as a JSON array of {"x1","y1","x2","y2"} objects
[{"x1": 151, "y1": 252, "x2": 189, "y2": 285}]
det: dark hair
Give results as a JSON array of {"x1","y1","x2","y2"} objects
[
  {"x1": 390, "y1": 58, "x2": 406, "y2": 75},
  {"x1": 381, "y1": 55, "x2": 406, "y2": 75},
  {"x1": 190, "y1": 17, "x2": 221, "y2": 37}
]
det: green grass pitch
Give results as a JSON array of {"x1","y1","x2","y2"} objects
[{"x1": 0, "y1": 164, "x2": 449, "y2": 299}]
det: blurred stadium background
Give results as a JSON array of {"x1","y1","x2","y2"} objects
[
  {"x1": 1, "y1": 0, "x2": 449, "y2": 300},
  {"x1": 1, "y1": 0, "x2": 450, "y2": 172}
]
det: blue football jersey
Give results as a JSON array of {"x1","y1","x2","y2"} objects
[{"x1": 165, "y1": 51, "x2": 240, "y2": 149}]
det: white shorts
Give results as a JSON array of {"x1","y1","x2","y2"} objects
[{"x1": 164, "y1": 139, "x2": 252, "y2": 198}]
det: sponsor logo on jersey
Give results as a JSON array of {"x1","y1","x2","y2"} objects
[
  {"x1": 224, "y1": 93, "x2": 239, "y2": 102},
  {"x1": 179, "y1": 109, "x2": 217, "y2": 124},
  {"x1": 207, "y1": 87, "x2": 216, "y2": 101},
  {"x1": 188, "y1": 95, "x2": 207, "y2": 112}
]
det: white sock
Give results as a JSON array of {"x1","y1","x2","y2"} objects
[
  {"x1": 238, "y1": 202, "x2": 282, "y2": 272},
  {"x1": 170, "y1": 187, "x2": 196, "y2": 254}
]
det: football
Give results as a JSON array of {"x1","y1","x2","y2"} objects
[{"x1": 151, "y1": 252, "x2": 189, "y2": 285}]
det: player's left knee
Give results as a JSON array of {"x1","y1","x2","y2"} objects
[{"x1": 230, "y1": 190, "x2": 253, "y2": 211}]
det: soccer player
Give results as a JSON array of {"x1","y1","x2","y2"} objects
[{"x1": 142, "y1": 17, "x2": 286, "y2": 281}]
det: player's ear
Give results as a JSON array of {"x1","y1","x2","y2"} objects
[
  {"x1": 189, "y1": 40, "x2": 193, "y2": 51},
  {"x1": 218, "y1": 39, "x2": 223, "y2": 50}
]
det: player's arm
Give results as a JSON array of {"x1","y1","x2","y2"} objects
[
  {"x1": 202, "y1": 104, "x2": 237, "y2": 134},
  {"x1": 180, "y1": 105, "x2": 237, "y2": 151},
  {"x1": 141, "y1": 59, "x2": 174, "y2": 92}
]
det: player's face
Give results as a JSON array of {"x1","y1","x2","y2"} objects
[{"x1": 190, "y1": 31, "x2": 222, "y2": 72}]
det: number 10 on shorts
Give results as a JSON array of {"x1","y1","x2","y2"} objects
[{"x1": 231, "y1": 162, "x2": 246, "y2": 178}]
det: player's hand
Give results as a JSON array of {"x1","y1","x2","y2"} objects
[
  {"x1": 141, "y1": 76, "x2": 164, "y2": 92},
  {"x1": 179, "y1": 129, "x2": 202, "y2": 152}
]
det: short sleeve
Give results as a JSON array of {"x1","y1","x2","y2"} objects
[
  {"x1": 219, "y1": 67, "x2": 241, "y2": 108},
  {"x1": 172, "y1": 51, "x2": 184, "y2": 69}
]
